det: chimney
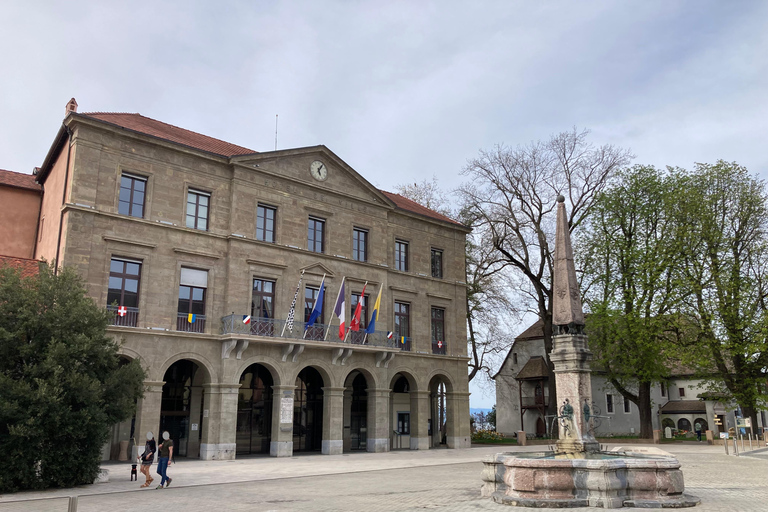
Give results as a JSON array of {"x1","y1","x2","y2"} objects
[{"x1": 65, "y1": 98, "x2": 78, "y2": 116}]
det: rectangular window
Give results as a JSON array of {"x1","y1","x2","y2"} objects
[
  {"x1": 431, "y1": 248, "x2": 443, "y2": 278},
  {"x1": 397, "y1": 412, "x2": 410, "y2": 435},
  {"x1": 107, "y1": 258, "x2": 141, "y2": 327},
  {"x1": 394, "y1": 301, "x2": 411, "y2": 351},
  {"x1": 350, "y1": 293, "x2": 368, "y2": 344},
  {"x1": 606, "y1": 394, "x2": 614, "y2": 414},
  {"x1": 118, "y1": 173, "x2": 146, "y2": 218},
  {"x1": 256, "y1": 204, "x2": 276, "y2": 242},
  {"x1": 660, "y1": 383, "x2": 666, "y2": 397},
  {"x1": 251, "y1": 278, "x2": 275, "y2": 336},
  {"x1": 679, "y1": 387, "x2": 685, "y2": 397},
  {"x1": 431, "y1": 307, "x2": 446, "y2": 354},
  {"x1": 624, "y1": 397, "x2": 631, "y2": 413},
  {"x1": 395, "y1": 239, "x2": 409, "y2": 271},
  {"x1": 353, "y1": 228, "x2": 368, "y2": 262},
  {"x1": 304, "y1": 285, "x2": 323, "y2": 340},
  {"x1": 513, "y1": 353, "x2": 518, "y2": 365},
  {"x1": 177, "y1": 268, "x2": 207, "y2": 333},
  {"x1": 308, "y1": 217, "x2": 325, "y2": 253},
  {"x1": 185, "y1": 189, "x2": 210, "y2": 230}
]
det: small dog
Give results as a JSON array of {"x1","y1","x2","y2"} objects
[{"x1": 130, "y1": 464, "x2": 138, "y2": 481}]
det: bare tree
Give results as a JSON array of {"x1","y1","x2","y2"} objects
[
  {"x1": 460, "y1": 128, "x2": 632, "y2": 415},
  {"x1": 394, "y1": 176, "x2": 452, "y2": 217}
]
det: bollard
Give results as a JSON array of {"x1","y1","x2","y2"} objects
[
  {"x1": 732, "y1": 437, "x2": 739, "y2": 456},
  {"x1": 724, "y1": 437, "x2": 729, "y2": 455},
  {"x1": 68, "y1": 496, "x2": 78, "y2": 512},
  {"x1": 740, "y1": 435, "x2": 745, "y2": 452},
  {"x1": 749, "y1": 434, "x2": 753, "y2": 451}
]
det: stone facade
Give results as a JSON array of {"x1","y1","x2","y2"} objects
[{"x1": 33, "y1": 107, "x2": 471, "y2": 460}]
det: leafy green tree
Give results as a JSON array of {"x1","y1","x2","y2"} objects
[
  {"x1": 580, "y1": 165, "x2": 684, "y2": 438},
  {"x1": 0, "y1": 262, "x2": 145, "y2": 492},
  {"x1": 486, "y1": 405, "x2": 497, "y2": 431},
  {"x1": 675, "y1": 161, "x2": 768, "y2": 430}
]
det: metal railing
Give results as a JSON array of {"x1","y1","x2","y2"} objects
[
  {"x1": 221, "y1": 315, "x2": 401, "y2": 349},
  {"x1": 431, "y1": 340, "x2": 446, "y2": 355},
  {"x1": 177, "y1": 313, "x2": 206, "y2": 333},
  {"x1": 107, "y1": 305, "x2": 139, "y2": 327}
]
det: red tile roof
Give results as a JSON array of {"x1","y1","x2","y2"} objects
[
  {"x1": 0, "y1": 255, "x2": 41, "y2": 277},
  {"x1": 0, "y1": 169, "x2": 41, "y2": 191},
  {"x1": 380, "y1": 191, "x2": 465, "y2": 227},
  {"x1": 79, "y1": 113, "x2": 257, "y2": 157}
]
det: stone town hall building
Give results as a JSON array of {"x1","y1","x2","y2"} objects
[{"x1": 23, "y1": 99, "x2": 471, "y2": 460}]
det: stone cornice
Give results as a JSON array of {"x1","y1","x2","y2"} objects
[
  {"x1": 173, "y1": 247, "x2": 220, "y2": 259},
  {"x1": 102, "y1": 235, "x2": 157, "y2": 248}
]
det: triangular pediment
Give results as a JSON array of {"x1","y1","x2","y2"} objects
[
  {"x1": 231, "y1": 145, "x2": 395, "y2": 210},
  {"x1": 299, "y1": 262, "x2": 335, "y2": 278}
]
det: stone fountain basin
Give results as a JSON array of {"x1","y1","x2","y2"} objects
[{"x1": 484, "y1": 449, "x2": 700, "y2": 508}]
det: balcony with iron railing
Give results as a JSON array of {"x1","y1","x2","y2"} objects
[
  {"x1": 431, "y1": 339, "x2": 446, "y2": 355},
  {"x1": 177, "y1": 313, "x2": 207, "y2": 333},
  {"x1": 221, "y1": 315, "x2": 404, "y2": 350},
  {"x1": 107, "y1": 305, "x2": 139, "y2": 327}
]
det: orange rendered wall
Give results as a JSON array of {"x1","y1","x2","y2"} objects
[{"x1": 0, "y1": 186, "x2": 41, "y2": 258}]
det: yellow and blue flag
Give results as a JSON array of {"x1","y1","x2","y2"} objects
[
  {"x1": 188, "y1": 313, "x2": 196, "y2": 323},
  {"x1": 364, "y1": 285, "x2": 383, "y2": 334}
]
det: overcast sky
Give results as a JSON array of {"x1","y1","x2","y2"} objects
[{"x1": 3, "y1": 1, "x2": 766, "y2": 408}]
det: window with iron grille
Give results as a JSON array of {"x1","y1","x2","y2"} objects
[
  {"x1": 118, "y1": 174, "x2": 146, "y2": 218},
  {"x1": 107, "y1": 258, "x2": 141, "y2": 326},
  {"x1": 606, "y1": 394, "x2": 614, "y2": 414},
  {"x1": 353, "y1": 228, "x2": 368, "y2": 261},
  {"x1": 394, "y1": 301, "x2": 410, "y2": 342},
  {"x1": 186, "y1": 189, "x2": 210, "y2": 230},
  {"x1": 256, "y1": 204, "x2": 276, "y2": 242},
  {"x1": 624, "y1": 397, "x2": 631, "y2": 413},
  {"x1": 177, "y1": 268, "x2": 207, "y2": 332},
  {"x1": 252, "y1": 279, "x2": 275, "y2": 319},
  {"x1": 431, "y1": 248, "x2": 443, "y2": 278},
  {"x1": 395, "y1": 239, "x2": 408, "y2": 271},
  {"x1": 308, "y1": 217, "x2": 325, "y2": 253},
  {"x1": 431, "y1": 307, "x2": 445, "y2": 354}
]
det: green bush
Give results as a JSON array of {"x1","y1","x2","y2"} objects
[
  {"x1": 0, "y1": 263, "x2": 146, "y2": 492},
  {"x1": 472, "y1": 429, "x2": 505, "y2": 442}
]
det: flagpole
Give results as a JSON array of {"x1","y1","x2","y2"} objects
[
  {"x1": 304, "y1": 273, "x2": 326, "y2": 339},
  {"x1": 344, "y1": 281, "x2": 367, "y2": 343},
  {"x1": 325, "y1": 276, "x2": 345, "y2": 341},
  {"x1": 281, "y1": 269, "x2": 304, "y2": 337}
]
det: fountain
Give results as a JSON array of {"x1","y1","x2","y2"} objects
[{"x1": 482, "y1": 195, "x2": 700, "y2": 508}]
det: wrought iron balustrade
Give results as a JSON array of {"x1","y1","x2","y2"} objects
[
  {"x1": 220, "y1": 314, "x2": 400, "y2": 349},
  {"x1": 431, "y1": 339, "x2": 447, "y2": 355},
  {"x1": 107, "y1": 305, "x2": 139, "y2": 327},
  {"x1": 177, "y1": 313, "x2": 206, "y2": 333}
]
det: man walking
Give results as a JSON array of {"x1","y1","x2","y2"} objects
[
  {"x1": 156, "y1": 431, "x2": 174, "y2": 489},
  {"x1": 694, "y1": 421, "x2": 702, "y2": 442}
]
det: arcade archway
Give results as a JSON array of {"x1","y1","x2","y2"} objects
[
  {"x1": 343, "y1": 371, "x2": 369, "y2": 452},
  {"x1": 293, "y1": 366, "x2": 324, "y2": 452},
  {"x1": 160, "y1": 359, "x2": 207, "y2": 458},
  {"x1": 236, "y1": 363, "x2": 274, "y2": 455}
]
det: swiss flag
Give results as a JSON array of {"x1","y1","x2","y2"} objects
[{"x1": 117, "y1": 306, "x2": 127, "y2": 317}]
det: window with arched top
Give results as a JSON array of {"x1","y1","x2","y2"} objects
[{"x1": 677, "y1": 418, "x2": 692, "y2": 432}]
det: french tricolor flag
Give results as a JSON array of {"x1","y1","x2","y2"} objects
[{"x1": 334, "y1": 278, "x2": 346, "y2": 340}]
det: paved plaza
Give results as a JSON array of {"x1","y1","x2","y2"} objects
[{"x1": 1, "y1": 443, "x2": 766, "y2": 511}]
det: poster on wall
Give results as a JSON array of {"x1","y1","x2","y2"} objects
[{"x1": 280, "y1": 397, "x2": 293, "y2": 423}]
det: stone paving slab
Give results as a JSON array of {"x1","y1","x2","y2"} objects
[{"x1": 1, "y1": 444, "x2": 766, "y2": 511}]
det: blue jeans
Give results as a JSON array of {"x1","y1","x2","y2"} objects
[{"x1": 156, "y1": 457, "x2": 169, "y2": 485}]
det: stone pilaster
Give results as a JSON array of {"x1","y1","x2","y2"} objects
[
  {"x1": 446, "y1": 391, "x2": 471, "y2": 448},
  {"x1": 132, "y1": 380, "x2": 164, "y2": 459},
  {"x1": 186, "y1": 385, "x2": 204, "y2": 458},
  {"x1": 409, "y1": 390, "x2": 431, "y2": 450},
  {"x1": 270, "y1": 385, "x2": 296, "y2": 457},
  {"x1": 199, "y1": 382, "x2": 239, "y2": 460},
  {"x1": 322, "y1": 387, "x2": 345, "y2": 455},
  {"x1": 367, "y1": 388, "x2": 391, "y2": 452}
]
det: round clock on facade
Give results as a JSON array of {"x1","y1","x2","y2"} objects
[{"x1": 310, "y1": 160, "x2": 328, "y2": 181}]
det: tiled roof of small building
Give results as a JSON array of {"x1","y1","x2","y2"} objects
[
  {"x1": 0, "y1": 255, "x2": 41, "y2": 277},
  {"x1": 659, "y1": 400, "x2": 707, "y2": 414},
  {"x1": 79, "y1": 112, "x2": 257, "y2": 157},
  {"x1": 0, "y1": 169, "x2": 41, "y2": 191},
  {"x1": 515, "y1": 356, "x2": 551, "y2": 380}
]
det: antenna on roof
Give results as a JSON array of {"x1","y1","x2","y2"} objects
[{"x1": 275, "y1": 114, "x2": 278, "y2": 151}]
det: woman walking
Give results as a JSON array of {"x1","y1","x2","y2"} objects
[
  {"x1": 139, "y1": 432, "x2": 156, "y2": 488},
  {"x1": 155, "y1": 431, "x2": 174, "y2": 489}
]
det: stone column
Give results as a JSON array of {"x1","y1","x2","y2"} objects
[
  {"x1": 186, "y1": 386, "x2": 204, "y2": 458},
  {"x1": 446, "y1": 391, "x2": 471, "y2": 448},
  {"x1": 409, "y1": 391, "x2": 431, "y2": 450},
  {"x1": 132, "y1": 380, "x2": 164, "y2": 459},
  {"x1": 367, "y1": 388, "x2": 390, "y2": 452},
  {"x1": 199, "y1": 383, "x2": 239, "y2": 460},
  {"x1": 322, "y1": 387, "x2": 345, "y2": 455},
  {"x1": 270, "y1": 385, "x2": 295, "y2": 457},
  {"x1": 343, "y1": 389, "x2": 352, "y2": 452}
]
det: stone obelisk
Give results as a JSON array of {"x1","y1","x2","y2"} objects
[{"x1": 549, "y1": 195, "x2": 599, "y2": 455}]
